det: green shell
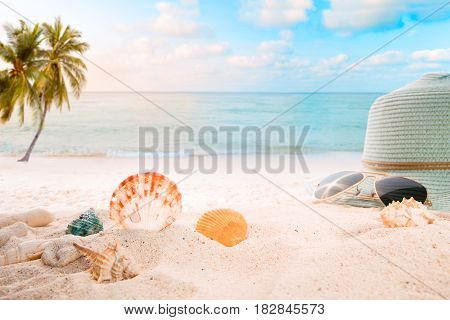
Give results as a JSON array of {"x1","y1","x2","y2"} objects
[{"x1": 66, "y1": 208, "x2": 103, "y2": 237}]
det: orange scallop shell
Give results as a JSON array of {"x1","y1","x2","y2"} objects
[
  {"x1": 109, "y1": 172, "x2": 182, "y2": 231},
  {"x1": 196, "y1": 209, "x2": 248, "y2": 247}
]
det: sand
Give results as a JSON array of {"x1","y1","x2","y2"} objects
[{"x1": 0, "y1": 154, "x2": 449, "y2": 300}]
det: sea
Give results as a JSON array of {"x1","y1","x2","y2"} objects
[{"x1": 0, "y1": 92, "x2": 383, "y2": 157}]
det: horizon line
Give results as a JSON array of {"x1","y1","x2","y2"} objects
[{"x1": 79, "y1": 91, "x2": 387, "y2": 94}]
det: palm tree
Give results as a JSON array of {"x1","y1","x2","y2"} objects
[
  {"x1": 0, "y1": 21, "x2": 42, "y2": 125},
  {"x1": 0, "y1": 18, "x2": 89, "y2": 162},
  {"x1": 18, "y1": 18, "x2": 89, "y2": 162}
]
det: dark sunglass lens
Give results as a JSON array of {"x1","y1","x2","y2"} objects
[
  {"x1": 375, "y1": 177, "x2": 427, "y2": 206},
  {"x1": 315, "y1": 171, "x2": 364, "y2": 199}
]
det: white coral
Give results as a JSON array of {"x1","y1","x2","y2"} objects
[
  {"x1": 0, "y1": 235, "x2": 84, "y2": 267},
  {"x1": 0, "y1": 222, "x2": 34, "y2": 247},
  {"x1": 380, "y1": 198, "x2": 435, "y2": 228},
  {"x1": 41, "y1": 235, "x2": 84, "y2": 267}
]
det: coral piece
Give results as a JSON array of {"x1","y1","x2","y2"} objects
[
  {"x1": 0, "y1": 208, "x2": 54, "y2": 228},
  {"x1": 41, "y1": 235, "x2": 84, "y2": 267},
  {"x1": 73, "y1": 241, "x2": 139, "y2": 282},
  {"x1": 66, "y1": 208, "x2": 103, "y2": 237},
  {"x1": 0, "y1": 222, "x2": 34, "y2": 247},
  {"x1": 0, "y1": 239, "x2": 50, "y2": 266},
  {"x1": 196, "y1": 209, "x2": 248, "y2": 247},
  {"x1": 380, "y1": 198, "x2": 435, "y2": 228},
  {"x1": 109, "y1": 172, "x2": 182, "y2": 231}
]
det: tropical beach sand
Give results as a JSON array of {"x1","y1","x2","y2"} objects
[{"x1": 0, "y1": 154, "x2": 449, "y2": 299}]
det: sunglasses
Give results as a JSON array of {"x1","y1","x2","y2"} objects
[{"x1": 313, "y1": 171, "x2": 432, "y2": 207}]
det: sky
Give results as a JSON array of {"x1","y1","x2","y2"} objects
[{"x1": 1, "y1": 0, "x2": 450, "y2": 92}]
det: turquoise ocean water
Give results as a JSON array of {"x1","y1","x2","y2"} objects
[{"x1": 0, "y1": 92, "x2": 382, "y2": 157}]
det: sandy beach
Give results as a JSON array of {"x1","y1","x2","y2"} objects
[{"x1": 0, "y1": 153, "x2": 448, "y2": 300}]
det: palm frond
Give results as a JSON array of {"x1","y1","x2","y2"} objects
[
  {"x1": 0, "y1": 20, "x2": 42, "y2": 125},
  {"x1": 39, "y1": 17, "x2": 88, "y2": 111},
  {"x1": 0, "y1": 18, "x2": 88, "y2": 128}
]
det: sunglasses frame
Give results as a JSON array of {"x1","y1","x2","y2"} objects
[{"x1": 313, "y1": 171, "x2": 432, "y2": 207}]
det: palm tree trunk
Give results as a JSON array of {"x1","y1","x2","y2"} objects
[{"x1": 18, "y1": 106, "x2": 47, "y2": 162}]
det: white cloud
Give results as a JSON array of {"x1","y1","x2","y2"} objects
[
  {"x1": 365, "y1": 50, "x2": 404, "y2": 65},
  {"x1": 86, "y1": 38, "x2": 231, "y2": 91},
  {"x1": 130, "y1": 37, "x2": 166, "y2": 55},
  {"x1": 172, "y1": 42, "x2": 230, "y2": 59},
  {"x1": 408, "y1": 62, "x2": 442, "y2": 71},
  {"x1": 228, "y1": 54, "x2": 275, "y2": 68},
  {"x1": 321, "y1": 54, "x2": 349, "y2": 66},
  {"x1": 93, "y1": 36, "x2": 230, "y2": 76},
  {"x1": 228, "y1": 30, "x2": 294, "y2": 68},
  {"x1": 411, "y1": 48, "x2": 450, "y2": 62},
  {"x1": 129, "y1": 39, "x2": 230, "y2": 64},
  {"x1": 274, "y1": 57, "x2": 310, "y2": 68},
  {"x1": 114, "y1": 0, "x2": 207, "y2": 37},
  {"x1": 258, "y1": 30, "x2": 293, "y2": 53},
  {"x1": 118, "y1": 0, "x2": 207, "y2": 38},
  {"x1": 180, "y1": 0, "x2": 199, "y2": 5},
  {"x1": 113, "y1": 23, "x2": 135, "y2": 33},
  {"x1": 240, "y1": 0, "x2": 313, "y2": 28},
  {"x1": 148, "y1": 0, "x2": 202, "y2": 37},
  {"x1": 323, "y1": 0, "x2": 449, "y2": 33},
  {"x1": 311, "y1": 54, "x2": 349, "y2": 75}
]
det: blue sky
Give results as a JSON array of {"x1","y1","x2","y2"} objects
[{"x1": 1, "y1": 0, "x2": 450, "y2": 92}]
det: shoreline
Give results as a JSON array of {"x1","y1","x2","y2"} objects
[{"x1": 0, "y1": 149, "x2": 363, "y2": 162}]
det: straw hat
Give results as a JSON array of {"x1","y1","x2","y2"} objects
[{"x1": 362, "y1": 73, "x2": 450, "y2": 211}]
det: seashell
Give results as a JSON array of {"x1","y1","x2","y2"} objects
[
  {"x1": 0, "y1": 239, "x2": 50, "y2": 266},
  {"x1": 66, "y1": 208, "x2": 103, "y2": 237},
  {"x1": 73, "y1": 240, "x2": 139, "y2": 283},
  {"x1": 41, "y1": 235, "x2": 84, "y2": 267},
  {"x1": 380, "y1": 197, "x2": 435, "y2": 228},
  {"x1": 109, "y1": 172, "x2": 182, "y2": 232},
  {"x1": 0, "y1": 208, "x2": 54, "y2": 228},
  {"x1": 0, "y1": 222, "x2": 34, "y2": 247},
  {"x1": 196, "y1": 209, "x2": 248, "y2": 247}
]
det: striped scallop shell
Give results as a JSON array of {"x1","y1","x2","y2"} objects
[
  {"x1": 196, "y1": 209, "x2": 248, "y2": 247},
  {"x1": 109, "y1": 172, "x2": 182, "y2": 231}
]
